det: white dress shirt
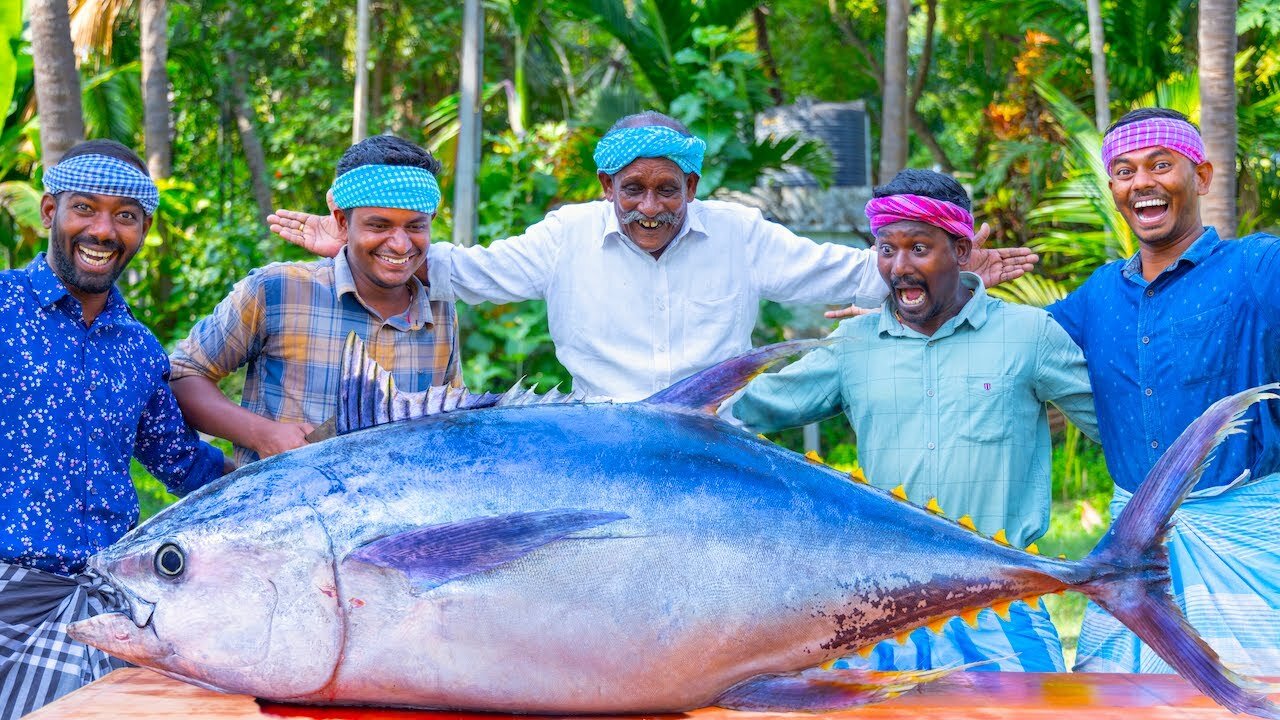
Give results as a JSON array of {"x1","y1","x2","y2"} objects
[{"x1": 427, "y1": 199, "x2": 888, "y2": 401}]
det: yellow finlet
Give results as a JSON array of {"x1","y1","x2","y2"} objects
[
  {"x1": 1025, "y1": 542, "x2": 1040, "y2": 555},
  {"x1": 957, "y1": 515, "x2": 977, "y2": 531},
  {"x1": 820, "y1": 658, "x2": 838, "y2": 671},
  {"x1": 804, "y1": 450, "x2": 824, "y2": 464},
  {"x1": 925, "y1": 497, "x2": 944, "y2": 514},
  {"x1": 849, "y1": 470, "x2": 868, "y2": 484},
  {"x1": 992, "y1": 529, "x2": 1010, "y2": 546},
  {"x1": 1021, "y1": 595, "x2": 1042, "y2": 608},
  {"x1": 960, "y1": 608, "x2": 981, "y2": 627},
  {"x1": 856, "y1": 644, "x2": 875, "y2": 658},
  {"x1": 891, "y1": 484, "x2": 908, "y2": 501},
  {"x1": 991, "y1": 600, "x2": 1013, "y2": 621},
  {"x1": 1057, "y1": 554, "x2": 1068, "y2": 560},
  {"x1": 757, "y1": 433, "x2": 768, "y2": 441},
  {"x1": 926, "y1": 618, "x2": 948, "y2": 633},
  {"x1": 894, "y1": 631, "x2": 912, "y2": 645}
]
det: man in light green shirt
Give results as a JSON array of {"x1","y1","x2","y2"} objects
[{"x1": 733, "y1": 169, "x2": 1097, "y2": 672}]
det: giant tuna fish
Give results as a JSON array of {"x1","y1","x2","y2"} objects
[{"x1": 70, "y1": 338, "x2": 1279, "y2": 718}]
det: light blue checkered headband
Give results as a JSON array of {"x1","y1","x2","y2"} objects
[
  {"x1": 593, "y1": 125, "x2": 707, "y2": 176},
  {"x1": 44, "y1": 154, "x2": 160, "y2": 215},
  {"x1": 330, "y1": 164, "x2": 441, "y2": 214}
]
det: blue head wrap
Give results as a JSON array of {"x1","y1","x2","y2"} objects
[
  {"x1": 44, "y1": 154, "x2": 160, "y2": 215},
  {"x1": 593, "y1": 125, "x2": 706, "y2": 176},
  {"x1": 331, "y1": 164, "x2": 441, "y2": 214}
]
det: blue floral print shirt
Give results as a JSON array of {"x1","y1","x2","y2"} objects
[{"x1": 0, "y1": 254, "x2": 226, "y2": 575}]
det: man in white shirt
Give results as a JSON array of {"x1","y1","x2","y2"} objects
[{"x1": 270, "y1": 112, "x2": 1036, "y2": 401}]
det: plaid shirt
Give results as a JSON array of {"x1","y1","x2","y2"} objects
[{"x1": 171, "y1": 249, "x2": 460, "y2": 465}]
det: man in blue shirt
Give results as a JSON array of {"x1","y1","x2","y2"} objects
[
  {"x1": 0, "y1": 140, "x2": 228, "y2": 717},
  {"x1": 1047, "y1": 108, "x2": 1280, "y2": 674},
  {"x1": 734, "y1": 169, "x2": 1097, "y2": 672}
]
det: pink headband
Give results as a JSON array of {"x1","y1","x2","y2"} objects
[
  {"x1": 1101, "y1": 118, "x2": 1205, "y2": 170},
  {"x1": 865, "y1": 194, "x2": 975, "y2": 240}
]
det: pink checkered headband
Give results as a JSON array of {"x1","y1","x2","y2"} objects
[
  {"x1": 864, "y1": 194, "x2": 975, "y2": 241},
  {"x1": 1101, "y1": 118, "x2": 1206, "y2": 171}
]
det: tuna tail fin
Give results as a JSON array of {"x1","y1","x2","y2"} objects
[
  {"x1": 644, "y1": 339, "x2": 835, "y2": 414},
  {"x1": 1072, "y1": 383, "x2": 1280, "y2": 719}
]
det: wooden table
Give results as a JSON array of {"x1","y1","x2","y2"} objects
[{"x1": 28, "y1": 668, "x2": 1280, "y2": 719}]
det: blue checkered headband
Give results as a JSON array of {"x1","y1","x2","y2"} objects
[
  {"x1": 331, "y1": 164, "x2": 441, "y2": 214},
  {"x1": 593, "y1": 126, "x2": 707, "y2": 175},
  {"x1": 44, "y1": 154, "x2": 159, "y2": 215}
]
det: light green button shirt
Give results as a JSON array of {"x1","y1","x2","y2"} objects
[{"x1": 734, "y1": 273, "x2": 1097, "y2": 548}]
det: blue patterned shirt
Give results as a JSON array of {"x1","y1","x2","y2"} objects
[
  {"x1": 1048, "y1": 229, "x2": 1280, "y2": 493},
  {"x1": 0, "y1": 254, "x2": 226, "y2": 575}
]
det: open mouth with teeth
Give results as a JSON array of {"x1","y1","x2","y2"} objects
[
  {"x1": 896, "y1": 286, "x2": 927, "y2": 309},
  {"x1": 1131, "y1": 197, "x2": 1170, "y2": 227},
  {"x1": 374, "y1": 253, "x2": 416, "y2": 268},
  {"x1": 76, "y1": 244, "x2": 118, "y2": 268},
  {"x1": 635, "y1": 219, "x2": 663, "y2": 230}
]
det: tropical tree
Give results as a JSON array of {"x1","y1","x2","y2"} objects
[
  {"x1": 1085, "y1": 0, "x2": 1109, "y2": 131},
  {"x1": 29, "y1": 0, "x2": 85, "y2": 164},
  {"x1": 879, "y1": 0, "x2": 909, "y2": 181},
  {"x1": 1199, "y1": 0, "x2": 1239, "y2": 237}
]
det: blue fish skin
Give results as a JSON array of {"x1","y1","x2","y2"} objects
[{"x1": 66, "y1": 368, "x2": 1280, "y2": 716}]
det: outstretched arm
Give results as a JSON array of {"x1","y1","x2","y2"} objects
[{"x1": 170, "y1": 376, "x2": 314, "y2": 459}]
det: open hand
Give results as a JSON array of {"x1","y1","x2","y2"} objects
[
  {"x1": 268, "y1": 191, "x2": 345, "y2": 257},
  {"x1": 252, "y1": 420, "x2": 317, "y2": 459}
]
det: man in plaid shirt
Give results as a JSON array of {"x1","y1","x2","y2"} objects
[{"x1": 171, "y1": 135, "x2": 461, "y2": 466}]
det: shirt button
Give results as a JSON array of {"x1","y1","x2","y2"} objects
[
  {"x1": 1146, "y1": 290, "x2": 1154, "y2": 297},
  {"x1": 927, "y1": 341, "x2": 935, "y2": 347},
  {"x1": 1142, "y1": 336, "x2": 1150, "y2": 344},
  {"x1": 657, "y1": 345, "x2": 666, "y2": 352},
  {"x1": 926, "y1": 389, "x2": 934, "y2": 397},
  {"x1": 1145, "y1": 388, "x2": 1153, "y2": 396},
  {"x1": 1151, "y1": 440, "x2": 1159, "y2": 449},
  {"x1": 657, "y1": 301, "x2": 666, "y2": 310},
  {"x1": 927, "y1": 442, "x2": 936, "y2": 450}
]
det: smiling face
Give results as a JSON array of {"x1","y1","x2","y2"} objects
[
  {"x1": 875, "y1": 220, "x2": 972, "y2": 336},
  {"x1": 599, "y1": 158, "x2": 699, "y2": 256},
  {"x1": 337, "y1": 206, "x2": 432, "y2": 292},
  {"x1": 1108, "y1": 146, "x2": 1212, "y2": 250},
  {"x1": 40, "y1": 191, "x2": 150, "y2": 300}
]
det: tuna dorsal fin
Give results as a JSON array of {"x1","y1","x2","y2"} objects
[
  {"x1": 344, "y1": 509, "x2": 628, "y2": 591},
  {"x1": 643, "y1": 339, "x2": 834, "y2": 414},
  {"x1": 337, "y1": 333, "x2": 503, "y2": 434},
  {"x1": 336, "y1": 333, "x2": 588, "y2": 435}
]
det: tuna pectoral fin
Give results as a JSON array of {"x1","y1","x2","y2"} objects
[
  {"x1": 715, "y1": 664, "x2": 974, "y2": 712},
  {"x1": 344, "y1": 509, "x2": 628, "y2": 591},
  {"x1": 1072, "y1": 384, "x2": 1280, "y2": 720},
  {"x1": 643, "y1": 339, "x2": 834, "y2": 414}
]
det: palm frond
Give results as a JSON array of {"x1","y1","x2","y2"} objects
[{"x1": 986, "y1": 272, "x2": 1071, "y2": 308}]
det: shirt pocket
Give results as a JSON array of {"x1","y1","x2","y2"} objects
[
  {"x1": 680, "y1": 294, "x2": 740, "y2": 367},
  {"x1": 1171, "y1": 304, "x2": 1231, "y2": 385},
  {"x1": 949, "y1": 373, "x2": 1014, "y2": 444}
]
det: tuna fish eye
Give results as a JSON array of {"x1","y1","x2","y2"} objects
[{"x1": 155, "y1": 543, "x2": 185, "y2": 578}]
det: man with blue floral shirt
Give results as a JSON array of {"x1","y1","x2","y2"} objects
[{"x1": 0, "y1": 140, "x2": 228, "y2": 718}]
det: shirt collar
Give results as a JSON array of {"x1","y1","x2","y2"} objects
[
  {"x1": 599, "y1": 199, "x2": 707, "y2": 251},
  {"x1": 27, "y1": 252, "x2": 128, "y2": 320},
  {"x1": 334, "y1": 247, "x2": 433, "y2": 329},
  {"x1": 877, "y1": 272, "x2": 990, "y2": 339},
  {"x1": 1121, "y1": 226, "x2": 1222, "y2": 279}
]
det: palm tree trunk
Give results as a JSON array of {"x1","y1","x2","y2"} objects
[
  {"x1": 141, "y1": 0, "x2": 176, "y2": 337},
  {"x1": 141, "y1": 0, "x2": 170, "y2": 178},
  {"x1": 1086, "y1": 0, "x2": 1109, "y2": 131},
  {"x1": 453, "y1": 0, "x2": 483, "y2": 247},
  {"x1": 753, "y1": 6, "x2": 783, "y2": 106},
  {"x1": 879, "y1": 0, "x2": 909, "y2": 182},
  {"x1": 352, "y1": 0, "x2": 370, "y2": 143},
  {"x1": 29, "y1": 0, "x2": 85, "y2": 165},
  {"x1": 1199, "y1": 0, "x2": 1237, "y2": 238}
]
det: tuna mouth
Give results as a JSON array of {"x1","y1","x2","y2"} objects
[{"x1": 86, "y1": 564, "x2": 156, "y2": 628}]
